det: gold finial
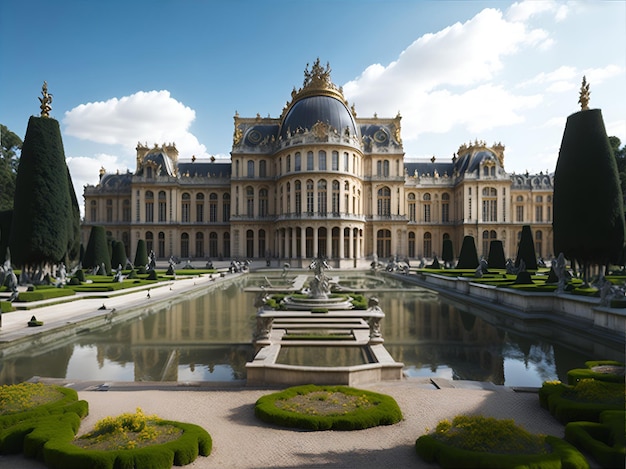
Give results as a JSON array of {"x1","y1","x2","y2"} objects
[
  {"x1": 39, "y1": 81, "x2": 53, "y2": 117},
  {"x1": 578, "y1": 76, "x2": 590, "y2": 111}
]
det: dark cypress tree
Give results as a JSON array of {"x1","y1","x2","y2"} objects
[
  {"x1": 456, "y1": 235, "x2": 479, "y2": 269},
  {"x1": 83, "y1": 226, "x2": 111, "y2": 274},
  {"x1": 111, "y1": 240, "x2": 127, "y2": 270},
  {"x1": 66, "y1": 167, "x2": 81, "y2": 265},
  {"x1": 0, "y1": 210, "x2": 12, "y2": 263},
  {"x1": 441, "y1": 238, "x2": 454, "y2": 267},
  {"x1": 515, "y1": 225, "x2": 537, "y2": 270},
  {"x1": 9, "y1": 115, "x2": 75, "y2": 278},
  {"x1": 487, "y1": 240, "x2": 506, "y2": 269},
  {"x1": 553, "y1": 80, "x2": 625, "y2": 281},
  {"x1": 134, "y1": 239, "x2": 148, "y2": 268}
]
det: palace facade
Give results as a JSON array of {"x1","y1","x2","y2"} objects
[{"x1": 82, "y1": 60, "x2": 554, "y2": 267}]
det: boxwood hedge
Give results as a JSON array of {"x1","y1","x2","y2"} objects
[
  {"x1": 254, "y1": 384, "x2": 402, "y2": 431},
  {"x1": 415, "y1": 433, "x2": 588, "y2": 469},
  {"x1": 565, "y1": 410, "x2": 625, "y2": 468}
]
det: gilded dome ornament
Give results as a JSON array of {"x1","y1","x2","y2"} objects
[
  {"x1": 39, "y1": 81, "x2": 53, "y2": 117},
  {"x1": 578, "y1": 76, "x2": 590, "y2": 111}
]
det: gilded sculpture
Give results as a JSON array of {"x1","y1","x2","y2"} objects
[
  {"x1": 39, "y1": 81, "x2": 53, "y2": 117},
  {"x1": 578, "y1": 76, "x2": 590, "y2": 111}
]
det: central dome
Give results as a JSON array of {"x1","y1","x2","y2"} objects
[{"x1": 280, "y1": 95, "x2": 358, "y2": 140}]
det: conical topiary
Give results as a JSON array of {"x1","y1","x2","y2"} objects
[
  {"x1": 456, "y1": 236, "x2": 479, "y2": 269},
  {"x1": 553, "y1": 78, "x2": 625, "y2": 279},
  {"x1": 487, "y1": 240, "x2": 506, "y2": 269},
  {"x1": 134, "y1": 239, "x2": 148, "y2": 269},
  {"x1": 515, "y1": 225, "x2": 537, "y2": 270},
  {"x1": 82, "y1": 226, "x2": 111, "y2": 274},
  {"x1": 441, "y1": 238, "x2": 454, "y2": 267}
]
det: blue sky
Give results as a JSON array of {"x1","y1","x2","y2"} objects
[{"x1": 1, "y1": 0, "x2": 624, "y2": 202}]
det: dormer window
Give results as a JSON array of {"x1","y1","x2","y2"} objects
[{"x1": 146, "y1": 166, "x2": 153, "y2": 179}]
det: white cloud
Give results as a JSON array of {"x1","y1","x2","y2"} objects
[
  {"x1": 66, "y1": 153, "x2": 126, "y2": 217},
  {"x1": 583, "y1": 65, "x2": 624, "y2": 85},
  {"x1": 507, "y1": 0, "x2": 570, "y2": 22},
  {"x1": 343, "y1": 7, "x2": 545, "y2": 143},
  {"x1": 63, "y1": 90, "x2": 210, "y2": 161}
]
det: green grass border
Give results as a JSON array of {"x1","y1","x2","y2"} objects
[{"x1": 254, "y1": 384, "x2": 403, "y2": 431}]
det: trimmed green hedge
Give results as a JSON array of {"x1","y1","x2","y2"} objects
[
  {"x1": 16, "y1": 288, "x2": 75, "y2": 302},
  {"x1": 415, "y1": 433, "x2": 588, "y2": 469},
  {"x1": 0, "y1": 384, "x2": 211, "y2": 468},
  {"x1": 567, "y1": 360, "x2": 625, "y2": 385},
  {"x1": 43, "y1": 419, "x2": 211, "y2": 469},
  {"x1": 0, "y1": 386, "x2": 88, "y2": 454},
  {"x1": 254, "y1": 384, "x2": 402, "y2": 430},
  {"x1": 539, "y1": 380, "x2": 625, "y2": 424},
  {"x1": 565, "y1": 410, "x2": 625, "y2": 469}
]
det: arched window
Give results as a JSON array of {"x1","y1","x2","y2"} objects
[
  {"x1": 344, "y1": 181, "x2": 350, "y2": 214},
  {"x1": 295, "y1": 181, "x2": 302, "y2": 215},
  {"x1": 441, "y1": 193, "x2": 450, "y2": 222},
  {"x1": 195, "y1": 232, "x2": 204, "y2": 258},
  {"x1": 259, "y1": 188, "x2": 268, "y2": 217},
  {"x1": 180, "y1": 233, "x2": 189, "y2": 258},
  {"x1": 246, "y1": 230, "x2": 254, "y2": 258},
  {"x1": 306, "y1": 180, "x2": 314, "y2": 214},
  {"x1": 482, "y1": 230, "x2": 497, "y2": 257},
  {"x1": 423, "y1": 193, "x2": 431, "y2": 222},
  {"x1": 259, "y1": 160, "x2": 266, "y2": 178},
  {"x1": 318, "y1": 150, "x2": 327, "y2": 170},
  {"x1": 423, "y1": 232, "x2": 432, "y2": 258},
  {"x1": 286, "y1": 155, "x2": 291, "y2": 172},
  {"x1": 408, "y1": 232, "x2": 416, "y2": 258},
  {"x1": 258, "y1": 229, "x2": 266, "y2": 259},
  {"x1": 223, "y1": 232, "x2": 230, "y2": 258},
  {"x1": 246, "y1": 187, "x2": 254, "y2": 217},
  {"x1": 145, "y1": 191, "x2": 154, "y2": 222},
  {"x1": 247, "y1": 160, "x2": 255, "y2": 178},
  {"x1": 209, "y1": 193, "x2": 218, "y2": 222},
  {"x1": 181, "y1": 193, "x2": 191, "y2": 222},
  {"x1": 377, "y1": 229, "x2": 391, "y2": 258},
  {"x1": 106, "y1": 199, "x2": 113, "y2": 222},
  {"x1": 482, "y1": 187, "x2": 497, "y2": 222},
  {"x1": 317, "y1": 180, "x2": 327, "y2": 214},
  {"x1": 158, "y1": 191, "x2": 167, "y2": 222},
  {"x1": 383, "y1": 160, "x2": 389, "y2": 177},
  {"x1": 305, "y1": 227, "x2": 314, "y2": 258},
  {"x1": 122, "y1": 199, "x2": 130, "y2": 221},
  {"x1": 294, "y1": 152, "x2": 301, "y2": 171},
  {"x1": 332, "y1": 180, "x2": 340, "y2": 215},
  {"x1": 209, "y1": 232, "x2": 218, "y2": 258},
  {"x1": 307, "y1": 151, "x2": 314, "y2": 170},
  {"x1": 146, "y1": 231, "x2": 154, "y2": 254},
  {"x1": 191, "y1": 193, "x2": 203, "y2": 222},
  {"x1": 332, "y1": 151, "x2": 339, "y2": 171},
  {"x1": 408, "y1": 193, "x2": 416, "y2": 222},
  {"x1": 222, "y1": 193, "x2": 230, "y2": 222},
  {"x1": 90, "y1": 200, "x2": 97, "y2": 222},
  {"x1": 286, "y1": 182, "x2": 291, "y2": 214},
  {"x1": 377, "y1": 187, "x2": 391, "y2": 217},
  {"x1": 158, "y1": 232, "x2": 165, "y2": 258}
]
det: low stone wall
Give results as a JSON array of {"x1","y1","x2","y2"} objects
[{"x1": 398, "y1": 272, "x2": 626, "y2": 342}]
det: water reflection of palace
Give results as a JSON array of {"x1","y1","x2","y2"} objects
[
  {"x1": 2, "y1": 276, "x2": 619, "y2": 386},
  {"x1": 381, "y1": 292, "x2": 506, "y2": 383}
]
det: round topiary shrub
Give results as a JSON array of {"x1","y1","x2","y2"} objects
[
  {"x1": 416, "y1": 415, "x2": 588, "y2": 469},
  {"x1": 254, "y1": 384, "x2": 402, "y2": 431}
]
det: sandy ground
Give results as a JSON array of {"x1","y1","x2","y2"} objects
[{"x1": 0, "y1": 379, "x2": 571, "y2": 469}]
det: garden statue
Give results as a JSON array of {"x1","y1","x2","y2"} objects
[
  {"x1": 366, "y1": 297, "x2": 385, "y2": 343},
  {"x1": 308, "y1": 255, "x2": 331, "y2": 299},
  {"x1": 554, "y1": 253, "x2": 569, "y2": 293}
]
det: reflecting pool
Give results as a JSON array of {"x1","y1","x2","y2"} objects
[{"x1": 1, "y1": 273, "x2": 623, "y2": 386}]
